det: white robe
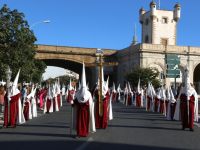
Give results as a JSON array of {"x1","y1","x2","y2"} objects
[
  {"x1": 31, "y1": 97, "x2": 37, "y2": 118},
  {"x1": 17, "y1": 97, "x2": 26, "y2": 124}
]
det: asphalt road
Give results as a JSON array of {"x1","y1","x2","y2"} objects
[{"x1": 0, "y1": 101, "x2": 200, "y2": 150}]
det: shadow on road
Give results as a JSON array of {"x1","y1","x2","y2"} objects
[{"x1": 0, "y1": 140, "x2": 189, "y2": 150}]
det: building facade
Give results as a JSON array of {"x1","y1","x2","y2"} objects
[{"x1": 117, "y1": 1, "x2": 200, "y2": 93}]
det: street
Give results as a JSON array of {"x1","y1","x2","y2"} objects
[{"x1": 0, "y1": 101, "x2": 200, "y2": 150}]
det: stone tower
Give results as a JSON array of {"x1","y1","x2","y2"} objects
[{"x1": 139, "y1": 1, "x2": 181, "y2": 45}]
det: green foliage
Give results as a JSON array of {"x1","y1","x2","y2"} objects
[
  {"x1": 0, "y1": 4, "x2": 46, "y2": 83},
  {"x1": 126, "y1": 67, "x2": 161, "y2": 89}
]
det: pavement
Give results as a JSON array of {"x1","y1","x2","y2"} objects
[{"x1": 1, "y1": 101, "x2": 200, "y2": 150}]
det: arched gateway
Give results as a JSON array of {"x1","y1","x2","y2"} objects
[
  {"x1": 35, "y1": 44, "x2": 117, "y2": 87},
  {"x1": 35, "y1": 2, "x2": 200, "y2": 95}
]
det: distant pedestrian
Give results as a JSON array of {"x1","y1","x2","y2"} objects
[{"x1": 0, "y1": 85, "x2": 5, "y2": 116}]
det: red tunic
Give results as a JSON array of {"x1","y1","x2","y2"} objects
[
  {"x1": 95, "y1": 92, "x2": 109, "y2": 129},
  {"x1": 74, "y1": 99, "x2": 89, "y2": 137},
  {"x1": 67, "y1": 90, "x2": 75, "y2": 103},
  {"x1": 127, "y1": 93, "x2": 132, "y2": 106},
  {"x1": 154, "y1": 97, "x2": 159, "y2": 112},
  {"x1": 4, "y1": 93, "x2": 21, "y2": 127},
  {"x1": 136, "y1": 94, "x2": 141, "y2": 107},
  {"x1": 147, "y1": 96, "x2": 151, "y2": 111},
  {"x1": 23, "y1": 101, "x2": 29, "y2": 121},
  {"x1": 46, "y1": 98, "x2": 51, "y2": 113},
  {"x1": 180, "y1": 94, "x2": 195, "y2": 129},
  {"x1": 159, "y1": 100, "x2": 164, "y2": 114}
]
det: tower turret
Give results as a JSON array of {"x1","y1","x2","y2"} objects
[
  {"x1": 140, "y1": 1, "x2": 180, "y2": 45},
  {"x1": 173, "y1": 3, "x2": 181, "y2": 22},
  {"x1": 139, "y1": 7, "x2": 146, "y2": 24},
  {"x1": 150, "y1": 0, "x2": 156, "y2": 17}
]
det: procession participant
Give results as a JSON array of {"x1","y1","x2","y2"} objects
[
  {"x1": 165, "y1": 86, "x2": 171, "y2": 116},
  {"x1": 127, "y1": 82, "x2": 133, "y2": 106},
  {"x1": 116, "y1": 84, "x2": 121, "y2": 103},
  {"x1": 66, "y1": 79, "x2": 75, "y2": 104},
  {"x1": 55, "y1": 79, "x2": 61, "y2": 109},
  {"x1": 154, "y1": 88, "x2": 161, "y2": 112},
  {"x1": 52, "y1": 83, "x2": 59, "y2": 112},
  {"x1": 167, "y1": 86, "x2": 176, "y2": 120},
  {"x1": 135, "y1": 78, "x2": 142, "y2": 107},
  {"x1": 93, "y1": 68, "x2": 110, "y2": 129},
  {"x1": 179, "y1": 68, "x2": 198, "y2": 131},
  {"x1": 123, "y1": 83, "x2": 128, "y2": 106},
  {"x1": 4, "y1": 69, "x2": 25, "y2": 127},
  {"x1": 44, "y1": 84, "x2": 53, "y2": 114},
  {"x1": 111, "y1": 82, "x2": 117, "y2": 103},
  {"x1": 146, "y1": 82, "x2": 153, "y2": 111},
  {"x1": 72, "y1": 62, "x2": 96, "y2": 137},
  {"x1": 159, "y1": 86, "x2": 166, "y2": 116},
  {"x1": 61, "y1": 83, "x2": 66, "y2": 104},
  {"x1": 0, "y1": 85, "x2": 5, "y2": 116}
]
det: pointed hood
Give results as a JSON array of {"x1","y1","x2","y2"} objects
[
  {"x1": 183, "y1": 66, "x2": 192, "y2": 100},
  {"x1": 117, "y1": 84, "x2": 121, "y2": 93},
  {"x1": 169, "y1": 86, "x2": 176, "y2": 103},
  {"x1": 78, "y1": 81, "x2": 81, "y2": 90},
  {"x1": 124, "y1": 83, "x2": 128, "y2": 94},
  {"x1": 128, "y1": 82, "x2": 132, "y2": 93},
  {"x1": 13, "y1": 69, "x2": 20, "y2": 88},
  {"x1": 47, "y1": 84, "x2": 53, "y2": 99},
  {"x1": 68, "y1": 78, "x2": 74, "y2": 91},
  {"x1": 81, "y1": 62, "x2": 87, "y2": 88},
  {"x1": 156, "y1": 87, "x2": 161, "y2": 99},
  {"x1": 75, "y1": 62, "x2": 91, "y2": 103},
  {"x1": 11, "y1": 69, "x2": 20, "y2": 96},
  {"x1": 102, "y1": 76, "x2": 109, "y2": 97},
  {"x1": 147, "y1": 82, "x2": 152, "y2": 97},
  {"x1": 137, "y1": 78, "x2": 141, "y2": 94},
  {"x1": 150, "y1": 83, "x2": 156, "y2": 96},
  {"x1": 112, "y1": 82, "x2": 116, "y2": 93},
  {"x1": 87, "y1": 82, "x2": 89, "y2": 90}
]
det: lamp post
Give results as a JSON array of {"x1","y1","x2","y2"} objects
[
  {"x1": 30, "y1": 20, "x2": 51, "y2": 29},
  {"x1": 6, "y1": 65, "x2": 12, "y2": 122},
  {"x1": 96, "y1": 48, "x2": 104, "y2": 117}
]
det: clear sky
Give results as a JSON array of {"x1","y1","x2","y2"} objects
[{"x1": 1, "y1": 0, "x2": 200, "y2": 80}]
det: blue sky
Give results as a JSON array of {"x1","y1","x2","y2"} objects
[{"x1": 1, "y1": 0, "x2": 200, "y2": 79}]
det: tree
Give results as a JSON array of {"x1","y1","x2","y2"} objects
[
  {"x1": 126, "y1": 67, "x2": 161, "y2": 89},
  {"x1": 0, "y1": 4, "x2": 46, "y2": 83}
]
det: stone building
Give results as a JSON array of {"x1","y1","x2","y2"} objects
[{"x1": 117, "y1": 1, "x2": 200, "y2": 94}]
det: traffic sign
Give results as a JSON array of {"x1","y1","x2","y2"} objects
[{"x1": 165, "y1": 54, "x2": 180, "y2": 78}]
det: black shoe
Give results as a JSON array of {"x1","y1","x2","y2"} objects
[
  {"x1": 182, "y1": 127, "x2": 185, "y2": 130},
  {"x1": 190, "y1": 128, "x2": 194, "y2": 132}
]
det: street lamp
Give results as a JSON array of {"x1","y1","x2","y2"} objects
[
  {"x1": 30, "y1": 20, "x2": 51, "y2": 29},
  {"x1": 6, "y1": 66, "x2": 12, "y2": 122},
  {"x1": 96, "y1": 48, "x2": 104, "y2": 117}
]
